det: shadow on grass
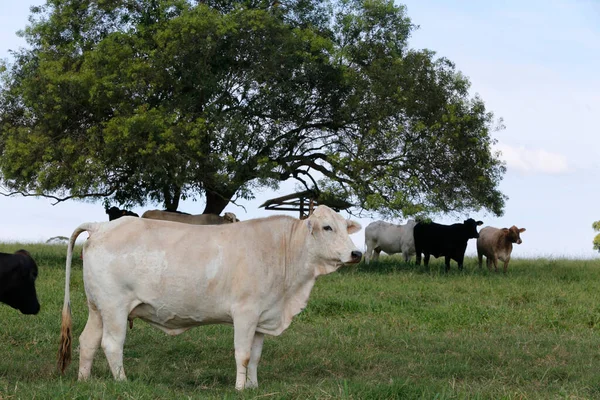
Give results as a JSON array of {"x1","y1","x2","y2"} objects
[{"x1": 341, "y1": 257, "x2": 492, "y2": 276}]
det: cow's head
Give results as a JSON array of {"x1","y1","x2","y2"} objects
[
  {"x1": 106, "y1": 206, "x2": 122, "y2": 221},
  {"x1": 505, "y1": 225, "x2": 526, "y2": 244},
  {"x1": 223, "y1": 212, "x2": 239, "y2": 223},
  {"x1": 0, "y1": 250, "x2": 40, "y2": 315},
  {"x1": 305, "y1": 206, "x2": 362, "y2": 273},
  {"x1": 464, "y1": 218, "x2": 484, "y2": 239}
]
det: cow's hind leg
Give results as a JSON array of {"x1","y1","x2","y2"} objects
[
  {"x1": 372, "y1": 248, "x2": 381, "y2": 262},
  {"x1": 503, "y1": 257, "x2": 510, "y2": 274},
  {"x1": 78, "y1": 302, "x2": 103, "y2": 380},
  {"x1": 233, "y1": 312, "x2": 259, "y2": 390},
  {"x1": 456, "y1": 254, "x2": 465, "y2": 271},
  {"x1": 101, "y1": 309, "x2": 129, "y2": 380},
  {"x1": 246, "y1": 332, "x2": 265, "y2": 389}
]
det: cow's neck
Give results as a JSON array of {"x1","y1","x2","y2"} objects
[
  {"x1": 498, "y1": 233, "x2": 514, "y2": 248},
  {"x1": 278, "y1": 220, "x2": 328, "y2": 332}
]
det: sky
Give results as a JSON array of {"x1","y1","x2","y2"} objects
[{"x1": 0, "y1": 0, "x2": 598, "y2": 258}]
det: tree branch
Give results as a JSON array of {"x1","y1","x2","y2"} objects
[{"x1": 0, "y1": 187, "x2": 116, "y2": 206}]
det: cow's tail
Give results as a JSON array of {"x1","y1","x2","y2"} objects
[{"x1": 58, "y1": 222, "x2": 100, "y2": 374}]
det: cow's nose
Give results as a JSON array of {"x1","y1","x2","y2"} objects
[
  {"x1": 517, "y1": 239, "x2": 522, "y2": 244},
  {"x1": 351, "y1": 250, "x2": 363, "y2": 261},
  {"x1": 22, "y1": 303, "x2": 40, "y2": 315}
]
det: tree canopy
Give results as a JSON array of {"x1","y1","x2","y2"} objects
[{"x1": 0, "y1": 0, "x2": 506, "y2": 216}]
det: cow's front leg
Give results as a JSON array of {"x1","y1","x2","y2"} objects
[
  {"x1": 233, "y1": 314, "x2": 259, "y2": 390},
  {"x1": 246, "y1": 332, "x2": 265, "y2": 389},
  {"x1": 503, "y1": 257, "x2": 510, "y2": 274},
  {"x1": 456, "y1": 254, "x2": 464, "y2": 271}
]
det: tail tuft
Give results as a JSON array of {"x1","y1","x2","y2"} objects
[{"x1": 57, "y1": 304, "x2": 73, "y2": 374}]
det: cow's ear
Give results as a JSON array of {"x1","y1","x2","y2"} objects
[
  {"x1": 346, "y1": 219, "x2": 362, "y2": 234},
  {"x1": 502, "y1": 228, "x2": 510, "y2": 233},
  {"x1": 306, "y1": 220, "x2": 314, "y2": 235},
  {"x1": 519, "y1": 228, "x2": 526, "y2": 233},
  {"x1": 477, "y1": 221, "x2": 484, "y2": 226}
]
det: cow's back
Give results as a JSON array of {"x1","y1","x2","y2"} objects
[
  {"x1": 477, "y1": 226, "x2": 511, "y2": 260},
  {"x1": 141, "y1": 210, "x2": 191, "y2": 223},
  {"x1": 141, "y1": 210, "x2": 228, "y2": 225},
  {"x1": 477, "y1": 227, "x2": 499, "y2": 254},
  {"x1": 190, "y1": 214, "x2": 227, "y2": 225},
  {"x1": 414, "y1": 222, "x2": 466, "y2": 256}
]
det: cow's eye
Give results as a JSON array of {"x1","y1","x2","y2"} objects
[{"x1": 323, "y1": 225, "x2": 333, "y2": 231}]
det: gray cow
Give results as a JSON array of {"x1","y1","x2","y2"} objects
[{"x1": 364, "y1": 219, "x2": 417, "y2": 263}]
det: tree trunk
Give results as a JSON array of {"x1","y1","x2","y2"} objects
[
  {"x1": 203, "y1": 189, "x2": 233, "y2": 215},
  {"x1": 163, "y1": 185, "x2": 181, "y2": 211}
]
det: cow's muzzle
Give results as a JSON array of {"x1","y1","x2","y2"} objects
[
  {"x1": 20, "y1": 302, "x2": 40, "y2": 315},
  {"x1": 349, "y1": 250, "x2": 363, "y2": 264}
]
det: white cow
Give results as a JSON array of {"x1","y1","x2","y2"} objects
[
  {"x1": 141, "y1": 210, "x2": 239, "y2": 225},
  {"x1": 58, "y1": 206, "x2": 362, "y2": 390},
  {"x1": 364, "y1": 219, "x2": 417, "y2": 263}
]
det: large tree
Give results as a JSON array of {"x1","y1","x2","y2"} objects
[{"x1": 0, "y1": 0, "x2": 506, "y2": 216}]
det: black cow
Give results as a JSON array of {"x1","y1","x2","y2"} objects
[
  {"x1": 0, "y1": 250, "x2": 40, "y2": 314},
  {"x1": 414, "y1": 218, "x2": 483, "y2": 271},
  {"x1": 106, "y1": 206, "x2": 139, "y2": 221}
]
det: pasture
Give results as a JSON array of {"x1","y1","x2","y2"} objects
[{"x1": 2, "y1": 242, "x2": 600, "y2": 399}]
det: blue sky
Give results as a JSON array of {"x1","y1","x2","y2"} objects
[{"x1": 0, "y1": 0, "x2": 598, "y2": 258}]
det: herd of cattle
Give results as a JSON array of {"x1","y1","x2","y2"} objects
[
  {"x1": 0, "y1": 205, "x2": 525, "y2": 390},
  {"x1": 366, "y1": 217, "x2": 526, "y2": 273}
]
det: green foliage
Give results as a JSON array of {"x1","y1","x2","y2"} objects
[
  {"x1": 2, "y1": 243, "x2": 600, "y2": 398},
  {"x1": 593, "y1": 221, "x2": 600, "y2": 252},
  {"x1": 0, "y1": 0, "x2": 506, "y2": 216}
]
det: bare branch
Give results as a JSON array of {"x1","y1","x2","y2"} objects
[{"x1": 0, "y1": 188, "x2": 116, "y2": 206}]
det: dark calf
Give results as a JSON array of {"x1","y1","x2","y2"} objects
[
  {"x1": 0, "y1": 250, "x2": 40, "y2": 314},
  {"x1": 106, "y1": 206, "x2": 139, "y2": 221},
  {"x1": 414, "y1": 218, "x2": 483, "y2": 272}
]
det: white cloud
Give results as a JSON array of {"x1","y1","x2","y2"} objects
[{"x1": 494, "y1": 143, "x2": 569, "y2": 175}]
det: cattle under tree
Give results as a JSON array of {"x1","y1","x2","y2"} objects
[
  {"x1": 414, "y1": 218, "x2": 483, "y2": 272},
  {"x1": 58, "y1": 205, "x2": 362, "y2": 390},
  {"x1": 105, "y1": 206, "x2": 139, "y2": 221},
  {"x1": 0, "y1": 250, "x2": 40, "y2": 314},
  {"x1": 364, "y1": 219, "x2": 417, "y2": 263},
  {"x1": 141, "y1": 210, "x2": 238, "y2": 225},
  {"x1": 477, "y1": 225, "x2": 526, "y2": 273}
]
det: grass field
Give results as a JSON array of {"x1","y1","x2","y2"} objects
[{"x1": 1, "y1": 242, "x2": 600, "y2": 399}]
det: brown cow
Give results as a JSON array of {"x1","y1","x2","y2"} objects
[
  {"x1": 141, "y1": 210, "x2": 238, "y2": 225},
  {"x1": 476, "y1": 225, "x2": 526, "y2": 273}
]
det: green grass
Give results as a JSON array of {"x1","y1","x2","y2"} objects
[{"x1": 2, "y1": 243, "x2": 600, "y2": 399}]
